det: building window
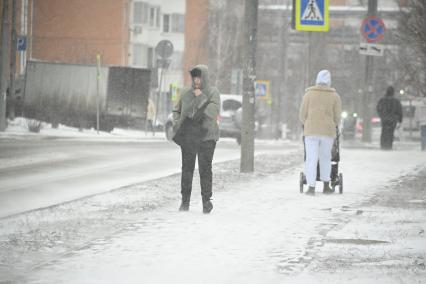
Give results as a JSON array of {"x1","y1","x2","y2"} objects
[
  {"x1": 149, "y1": 7, "x2": 155, "y2": 26},
  {"x1": 133, "y1": 3, "x2": 143, "y2": 24},
  {"x1": 171, "y1": 14, "x2": 185, "y2": 33},
  {"x1": 148, "y1": 6, "x2": 161, "y2": 28},
  {"x1": 163, "y1": 14, "x2": 170, "y2": 33},
  {"x1": 133, "y1": 44, "x2": 148, "y2": 67},
  {"x1": 156, "y1": 7, "x2": 161, "y2": 27},
  {"x1": 133, "y1": 2, "x2": 149, "y2": 24}
]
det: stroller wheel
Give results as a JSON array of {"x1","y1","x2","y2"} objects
[
  {"x1": 339, "y1": 173, "x2": 343, "y2": 194},
  {"x1": 299, "y1": 172, "x2": 304, "y2": 193}
]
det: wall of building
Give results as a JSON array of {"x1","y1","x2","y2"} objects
[
  {"x1": 183, "y1": 0, "x2": 209, "y2": 85},
  {"x1": 128, "y1": 0, "x2": 186, "y2": 92},
  {"x1": 31, "y1": 0, "x2": 129, "y2": 66},
  {"x1": 129, "y1": 0, "x2": 185, "y2": 67}
]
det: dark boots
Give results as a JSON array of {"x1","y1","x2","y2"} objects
[
  {"x1": 179, "y1": 196, "x2": 213, "y2": 214},
  {"x1": 179, "y1": 201, "x2": 190, "y2": 211},
  {"x1": 305, "y1": 186, "x2": 315, "y2": 196},
  {"x1": 179, "y1": 196, "x2": 190, "y2": 211},
  {"x1": 202, "y1": 199, "x2": 213, "y2": 214},
  {"x1": 323, "y1": 182, "x2": 333, "y2": 194}
]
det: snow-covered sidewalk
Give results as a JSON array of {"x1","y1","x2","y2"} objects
[
  {"x1": 1, "y1": 143, "x2": 425, "y2": 283},
  {"x1": 291, "y1": 167, "x2": 426, "y2": 283}
]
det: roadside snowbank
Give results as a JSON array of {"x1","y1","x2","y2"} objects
[{"x1": 1, "y1": 117, "x2": 166, "y2": 140}]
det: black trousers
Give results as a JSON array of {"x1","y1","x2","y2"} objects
[
  {"x1": 380, "y1": 121, "x2": 396, "y2": 149},
  {"x1": 180, "y1": 140, "x2": 216, "y2": 203}
]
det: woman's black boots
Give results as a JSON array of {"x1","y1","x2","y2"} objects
[{"x1": 323, "y1": 182, "x2": 333, "y2": 194}]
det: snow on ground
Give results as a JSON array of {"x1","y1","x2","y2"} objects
[
  {"x1": 0, "y1": 141, "x2": 425, "y2": 283},
  {"x1": 0, "y1": 117, "x2": 167, "y2": 170},
  {"x1": 1, "y1": 117, "x2": 167, "y2": 140},
  {"x1": 291, "y1": 169, "x2": 426, "y2": 284},
  {"x1": 1, "y1": 118, "x2": 425, "y2": 283}
]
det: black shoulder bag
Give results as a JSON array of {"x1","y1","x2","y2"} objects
[{"x1": 172, "y1": 98, "x2": 210, "y2": 146}]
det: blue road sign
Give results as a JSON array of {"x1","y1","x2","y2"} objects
[
  {"x1": 17, "y1": 36, "x2": 27, "y2": 51},
  {"x1": 295, "y1": 0, "x2": 329, "y2": 32},
  {"x1": 255, "y1": 80, "x2": 270, "y2": 101}
]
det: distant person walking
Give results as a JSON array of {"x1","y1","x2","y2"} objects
[
  {"x1": 299, "y1": 70, "x2": 342, "y2": 195},
  {"x1": 376, "y1": 86, "x2": 403, "y2": 150},
  {"x1": 415, "y1": 98, "x2": 426, "y2": 151},
  {"x1": 145, "y1": 97, "x2": 156, "y2": 135},
  {"x1": 172, "y1": 65, "x2": 220, "y2": 213}
]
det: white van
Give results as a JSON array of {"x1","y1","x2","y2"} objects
[{"x1": 401, "y1": 99, "x2": 422, "y2": 131}]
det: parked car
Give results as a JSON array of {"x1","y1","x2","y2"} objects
[
  {"x1": 164, "y1": 94, "x2": 242, "y2": 143},
  {"x1": 401, "y1": 99, "x2": 422, "y2": 131},
  {"x1": 341, "y1": 111, "x2": 358, "y2": 140},
  {"x1": 218, "y1": 94, "x2": 243, "y2": 143},
  {"x1": 356, "y1": 116, "x2": 392, "y2": 141}
]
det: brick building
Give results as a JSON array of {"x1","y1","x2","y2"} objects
[
  {"x1": 1, "y1": 0, "x2": 186, "y2": 124},
  {"x1": 183, "y1": 0, "x2": 209, "y2": 85},
  {"x1": 1, "y1": 0, "x2": 185, "y2": 76},
  {"x1": 30, "y1": 0, "x2": 129, "y2": 66}
]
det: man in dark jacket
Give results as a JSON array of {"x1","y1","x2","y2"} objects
[
  {"x1": 376, "y1": 86, "x2": 403, "y2": 150},
  {"x1": 172, "y1": 65, "x2": 220, "y2": 213}
]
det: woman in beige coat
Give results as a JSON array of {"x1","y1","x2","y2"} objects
[{"x1": 299, "y1": 70, "x2": 342, "y2": 195}]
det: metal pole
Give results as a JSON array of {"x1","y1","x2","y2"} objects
[
  {"x1": 307, "y1": 31, "x2": 312, "y2": 87},
  {"x1": 361, "y1": 0, "x2": 378, "y2": 143},
  {"x1": 277, "y1": 0, "x2": 290, "y2": 139},
  {"x1": 154, "y1": 63, "x2": 165, "y2": 136},
  {"x1": 0, "y1": 0, "x2": 10, "y2": 131},
  {"x1": 409, "y1": 98, "x2": 412, "y2": 139},
  {"x1": 96, "y1": 54, "x2": 101, "y2": 134},
  {"x1": 9, "y1": 0, "x2": 17, "y2": 120},
  {"x1": 240, "y1": 0, "x2": 258, "y2": 173}
]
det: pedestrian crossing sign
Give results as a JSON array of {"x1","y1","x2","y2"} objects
[{"x1": 295, "y1": 0, "x2": 329, "y2": 32}]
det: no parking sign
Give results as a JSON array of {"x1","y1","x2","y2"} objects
[{"x1": 360, "y1": 16, "x2": 385, "y2": 43}]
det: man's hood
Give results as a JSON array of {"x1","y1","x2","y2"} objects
[
  {"x1": 386, "y1": 86, "x2": 395, "y2": 97},
  {"x1": 190, "y1": 64, "x2": 209, "y2": 90}
]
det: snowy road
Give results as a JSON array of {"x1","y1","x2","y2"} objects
[
  {"x1": 1, "y1": 140, "x2": 425, "y2": 283},
  {"x1": 0, "y1": 137, "x2": 295, "y2": 218},
  {"x1": 1, "y1": 138, "x2": 183, "y2": 217}
]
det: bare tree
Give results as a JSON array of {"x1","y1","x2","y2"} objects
[
  {"x1": 208, "y1": 0, "x2": 245, "y2": 92},
  {"x1": 397, "y1": 0, "x2": 426, "y2": 96}
]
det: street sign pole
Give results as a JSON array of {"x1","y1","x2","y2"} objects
[
  {"x1": 154, "y1": 40, "x2": 174, "y2": 137},
  {"x1": 9, "y1": 0, "x2": 17, "y2": 120},
  {"x1": 0, "y1": 0, "x2": 10, "y2": 131},
  {"x1": 155, "y1": 63, "x2": 165, "y2": 136},
  {"x1": 96, "y1": 54, "x2": 101, "y2": 134},
  {"x1": 362, "y1": 0, "x2": 378, "y2": 143}
]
